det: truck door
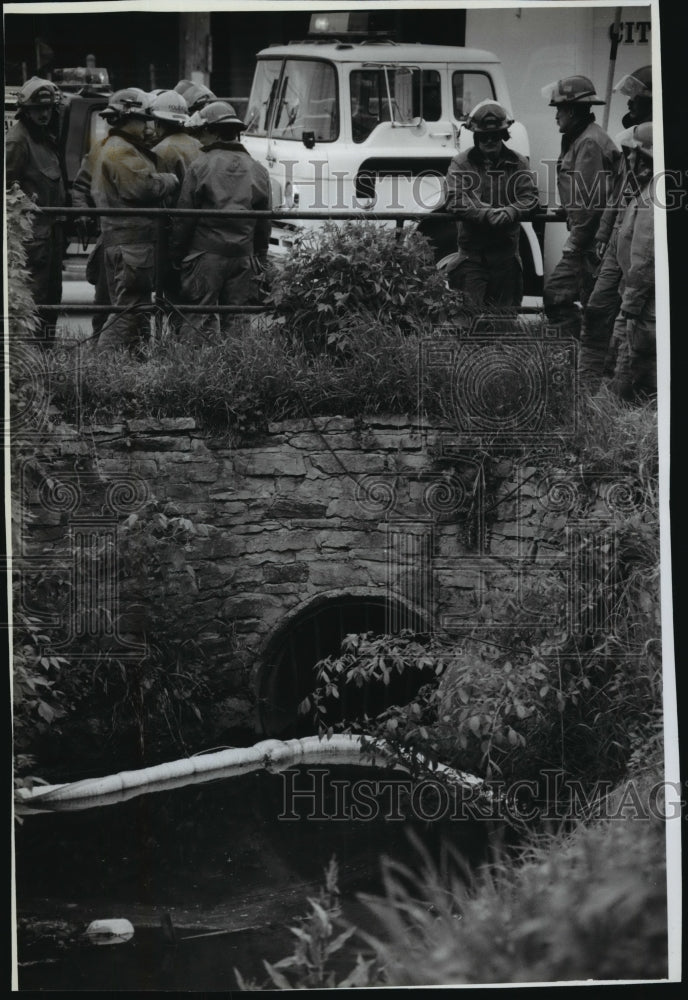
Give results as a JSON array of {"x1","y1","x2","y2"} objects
[{"x1": 266, "y1": 58, "x2": 336, "y2": 211}]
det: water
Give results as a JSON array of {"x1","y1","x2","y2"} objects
[{"x1": 16, "y1": 764, "x2": 487, "y2": 990}]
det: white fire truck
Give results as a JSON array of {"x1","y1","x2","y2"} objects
[{"x1": 241, "y1": 11, "x2": 545, "y2": 294}]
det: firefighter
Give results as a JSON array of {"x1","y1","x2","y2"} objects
[
  {"x1": 580, "y1": 66, "x2": 653, "y2": 389},
  {"x1": 444, "y1": 100, "x2": 539, "y2": 308},
  {"x1": 6, "y1": 77, "x2": 66, "y2": 342},
  {"x1": 617, "y1": 65, "x2": 652, "y2": 129},
  {"x1": 91, "y1": 88, "x2": 179, "y2": 354},
  {"x1": 609, "y1": 123, "x2": 655, "y2": 402},
  {"x1": 150, "y1": 90, "x2": 200, "y2": 183},
  {"x1": 170, "y1": 101, "x2": 271, "y2": 338},
  {"x1": 541, "y1": 76, "x2": 624, "y2": 339},
  {"x1": 149, "y1": 90, "x2": 201, "y2": 328},
  {"x1": 173, "y1": 79, "x2": 216, "y2": 115},
  {"x1": 72, "y1": 138, "x2": 111, "y2": 344}
]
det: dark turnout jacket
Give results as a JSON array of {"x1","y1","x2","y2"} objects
[
  {"x1": 445, "y1": 144, "x2": 539, "y2": 263},
  {"x1": 557, "y1": 116, "x2": 624, "y2": 252},
  {"x1": 616, "y1": 183, "x2": 654, "y2": 317},
  {"x1": 6, "y1": 117, "x2": 66, "y2": 235},
  {"x1": 170, "y1": 140, "x2": 271, "y2": 262}
]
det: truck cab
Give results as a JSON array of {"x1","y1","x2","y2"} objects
[{"x1": 241, "y1": 12, "x2": 544, "y2": 293}]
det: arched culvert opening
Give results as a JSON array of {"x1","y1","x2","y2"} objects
[{"x1": 257, "y1": 591, "x2": 432, "y2": 738}]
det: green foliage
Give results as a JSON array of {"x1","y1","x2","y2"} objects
[
  {"x1": 235, "y1": 858, "x2": 381, "y2": 990},
  {"x1": 268, "y1": 221, "x2": 469, "y2": 354},
  {"x1": 12, "y1": 610, "x2": 70, "y2": 773},
  {"x1": 359, "y1": 791, "x2": 667, "y2": 984},
  {"x1": 300, "y1": 629, "x2": 660, "y2": 785}
]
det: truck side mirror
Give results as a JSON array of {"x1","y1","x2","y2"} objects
[{"x1": 302, "y1": 130, "x2": 316, "y2": 149}]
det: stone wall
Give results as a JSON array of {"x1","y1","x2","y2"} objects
[{"x1": 17, "y1": 412, "x2": 638, "y2": 732}]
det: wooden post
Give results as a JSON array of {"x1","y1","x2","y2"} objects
[{"x1": 179, "y1": 12, "x2": 212, "y2": 86}]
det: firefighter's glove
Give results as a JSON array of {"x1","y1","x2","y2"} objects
[
  {"x1": 486, "y1": 208, "x2": 515, "y2": 227},
  {"x1": 595, "y1": 239, "x2": 608, "y2": 260}
]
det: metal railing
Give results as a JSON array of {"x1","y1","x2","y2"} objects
[{"x1": 27, "y1": 204, "x2": 565, "y2": 319}]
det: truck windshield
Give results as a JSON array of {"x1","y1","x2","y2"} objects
[
  {"x1": 245, "y1": 58, "x2": 338, "y2": 142},
  {"x1": 451, "y1": 71, "x2": 496, "y2": 120},
  {"x1": 350, "y1": 67, "x2": 441, "y2": 143}
]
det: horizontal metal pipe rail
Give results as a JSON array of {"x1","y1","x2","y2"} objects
[{"x1": 25, "y1": 205, "x2": 562, "y2": 317}]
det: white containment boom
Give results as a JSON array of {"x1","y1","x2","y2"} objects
[{"x1": 15, "y1": 734, "x2": 487, "y2": 813}]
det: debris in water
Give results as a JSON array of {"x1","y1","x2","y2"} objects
[{"x1": 84, "y1": 918, "x2": 134, "y2": 946}]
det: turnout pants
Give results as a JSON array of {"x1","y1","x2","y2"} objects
[
  {"x1": 85, "y1": 237, "x2": 112, "y2": 340},
  {"x1": 180, "y1": 251, "x2": 252, "y2": 339},
  {"x1": 26, "y1": 223, "x2": 63, "y2": 342},
  {"x1": 580, "y1": 230, "x2": 622, "y2": 388},
  {"x1": 448, "y1": 256, "x2": 523, "y2": 309},
  {"x1": 98, "y1": 244, "x2": 154, "y2": 353},
  {"x1": 610, "y1": 300, "x2": 656, "y2": 402},
  {"x1": 543, "y1": 247, "x2": 598, "y2": 338}
]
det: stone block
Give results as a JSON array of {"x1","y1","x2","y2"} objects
[
  {"x1": 307, "y1": 453, "x2": 393, "y2": 476},
  {"x1": 221, "y1": 593, "x2": 282, "y2": 619},
  {"x1": 186, "y1": 464, "x2": 220, "y2": 483},
  {"x1": 267, "y1": 497, "x2": 329, "y2": 519},
  {"x1": 233, "y1": 451, "x2": 306, "y2": 476},
  {"x1": 307, "y1": 561, "x2": 370, "y2": 588},
  {"x1": 129, "y1": 436, "x2": 191, "y2": 452},
  {"x1": 240, "y1": 530, "x2": 315, "y2": 554},
  {"x1": 263, "y1": 561, "x2": 309, "y2": 584},
  {"x1": 126, "y1": 417, "x2": 196, "y2": 433}
]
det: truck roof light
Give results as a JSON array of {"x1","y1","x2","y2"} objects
[{"x1": 307, "y1": 11, "x2": 395, "y2": 40}]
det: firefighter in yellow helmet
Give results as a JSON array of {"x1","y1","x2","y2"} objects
[{"x1": 6, "y1": 77, "x2": 66, "y2": 342}]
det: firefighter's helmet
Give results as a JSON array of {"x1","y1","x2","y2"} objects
[
  {"x1": 173, "y1": 80, "x2": 216, "y2": 114},
  {"x1": 541, "y1": 75, "x2": 605, "y2": 106},
  {"x1": 100, "y1": 87, "x2": 151, "y2": 121},
  {"x1": 617, "y1": 121, "x2": 653, "y2": 160},
  {"x1": 16, "y1": 77, "x2": 61, "y2": 109},
  {"x1": 614, "y1": 65, "x2": 652, "y2": 99},
  {"x1": 149, "y1": 90, "x2": 189, "y2": 125},
  {"x1": 465, "y1": 100, "x2": 514, "y2": 134},
  {"x1": 186, "y1": 100, "x2": 246, "y2": 131}
]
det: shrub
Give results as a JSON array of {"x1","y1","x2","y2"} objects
[{"x1": 268, "y1": 221, "x2": 470, "y2": 354}]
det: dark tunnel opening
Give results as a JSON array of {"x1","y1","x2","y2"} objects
[{"x1": 257, "y1": 595, "x2": 432, "y2": 737}]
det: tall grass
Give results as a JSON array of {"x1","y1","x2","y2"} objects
[{"x1": 359, "y1": 797, "x2": 667, "y2": 985}]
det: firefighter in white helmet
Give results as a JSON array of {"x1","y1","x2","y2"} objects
[
  {"x1": 173, "y1": 79, "x2": 216, "y2": 115},
  {"x1": 149, "y1": 90, "x2": 202, "y2": 329},
  {"x1": 170, "y1": 101, "x2": 271, "y2": 337},
  {"x1": 541, "y1": 76, "x2": 624, "y2": 339},
  {"x1": 444, "y1": 100, "x2": 539, "y2": 307},
  {"x1": 90, "y1": 88, "x2": 180, "y2": 353},
  {"x1": 150, "y1": 90, "x2": 200, "y2": 185},
  {"x1": 609, "y1": 122, "x2": 655, "y2": 402},
  {"x1": 6, "y1": 77, "x2": 66, "y2": 342}
]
